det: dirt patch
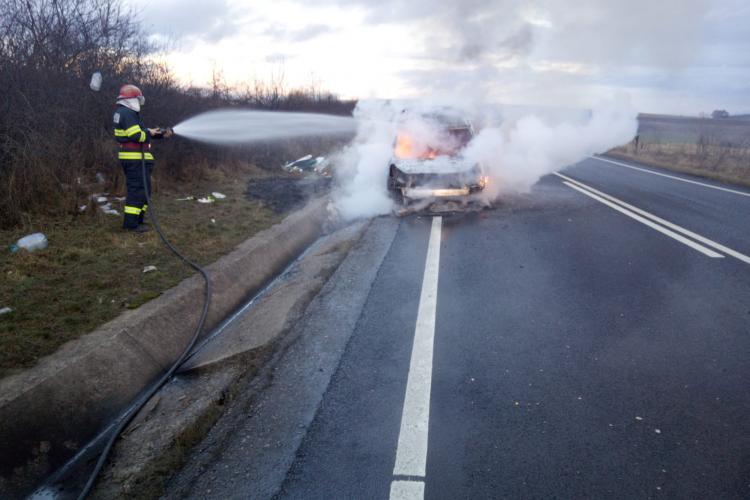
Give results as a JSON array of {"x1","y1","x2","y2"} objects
[{"x1": 246, "y1": 176, "x2": 331, "y2": 214}]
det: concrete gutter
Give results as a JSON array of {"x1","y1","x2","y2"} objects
[
  {"x1": 87, "y1": 221, "x2": 370, "y2": 499},
  {"x1": 0, "y1": 198, "x2": 329, "y2": 498}
]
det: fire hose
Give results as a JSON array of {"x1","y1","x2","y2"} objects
[{"x1": 77, "y1": 137, "x2": 212, "y2": 499}]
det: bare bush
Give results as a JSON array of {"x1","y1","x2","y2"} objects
[
  {"x1": 0, "y1": 0, "x2": 355, "y2": 229},
  {"x1": 609, "y1": 115, "x2": 750, "y2": 185}
]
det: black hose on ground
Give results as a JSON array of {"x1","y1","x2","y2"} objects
[{"x1": 77, "y1": 145, "x2": 212, "y2": 499}]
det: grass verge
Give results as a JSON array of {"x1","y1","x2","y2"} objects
[
  {"x1": 607, "y1": 143, "x2": 750, "y2": 188},
  {"x1": 0, "y1": 164, "x2": 281, "y2": 378}
]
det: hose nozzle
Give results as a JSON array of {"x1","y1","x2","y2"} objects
[{"x1": 153, "y1": 127, "x2": 174, "y2": 138}]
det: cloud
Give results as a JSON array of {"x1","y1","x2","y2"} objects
[
  {"x1": 265, "y1": 52, "x2": 298, "y2": 64},
  {"x1": 131, "y1": 0, "x2": 750, "y2": 113},
  {"x1": 138, "y1": 0, "x2": 241, "y2": 42},
  {"x1": 264, "y1": 23, "x2": 335, "y2": 42},
  {"x1": 291, "y1": 24, "x2": 335, "y2": 42}
]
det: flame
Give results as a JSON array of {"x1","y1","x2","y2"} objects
[
  {"x1": 394, "y1": 133, "x2": 415, "y2": 159},
  {"x1": 394, "y1": 132, "x2": 439, "y2": 160}
]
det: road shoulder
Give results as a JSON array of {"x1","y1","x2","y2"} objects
[{"x1": 163, "y1": 217, "x2": 400, "y2": 499}]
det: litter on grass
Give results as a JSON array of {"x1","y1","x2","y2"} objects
[
  {"x1": 0, "y1": 307, "x2": 13, "y2": 316},
  {"x1": 11, "y1": 233, "x2": 48, "y2": 253},
  {"x1": 283, "y1": 154, "x2": 329, "y2": 175},
  {"x1": 142, "y1": 265, "x2": 158, "y2": 274},
  {"x1": 179, "y1": 194, "x2": 225, "y2": 203},
  {"x1": 98, "y1": 202, "x2": 119, "y2": 215}
]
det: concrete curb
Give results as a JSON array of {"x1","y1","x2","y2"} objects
[
  {"x1": 0, "y1": 198, "x2": 329, "y2": 498},
  {"x1": 90, "y1": 221, "x2": 370, "y2": 499}
]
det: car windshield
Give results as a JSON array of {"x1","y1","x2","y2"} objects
[{"x1": 394, "y1": 123, "x2": 473, "y2": 160}]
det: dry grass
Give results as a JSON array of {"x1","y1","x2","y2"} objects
[
  {"x1": 608, "y1": 141, "x2": 750, "y2": 188},
  {"x1": 0, "y1": 164, "x2": 281, "y2": 378}
]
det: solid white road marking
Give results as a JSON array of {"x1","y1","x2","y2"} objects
[
  {"x1": 389, "y1": 216, "x2": 442, "y2": 500},
  {"x1": 561, "y1": 180, "x2": 724, "y2": 258},
  {"x1": 557, "y1": 172, "x2": 750, "y2": 265},
  {"x1": 590, "y1": 156, "x2": 750, "y2": 198}
]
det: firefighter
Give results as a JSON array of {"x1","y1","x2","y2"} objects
[{"x1": 113, "y1": 84, "x2": 172, "y2": 232}]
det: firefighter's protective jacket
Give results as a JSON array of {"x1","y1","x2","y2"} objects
[{"x1": 113, "y1": 104, "x2": 154, "y2": 161}]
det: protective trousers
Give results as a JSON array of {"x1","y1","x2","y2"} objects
[{"x1": 121, "y1": 160, "x2": 154, "y2": 229}]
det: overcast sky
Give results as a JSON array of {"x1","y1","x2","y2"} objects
[{"x1": 132, "y1": 0, "x2": 750, "y2": 115}]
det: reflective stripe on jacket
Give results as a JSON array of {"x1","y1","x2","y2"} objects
[
  {"x1": 113, "y1": 105, "x2": 155, "y2": 161},
  {"x1": 118, "y1": 151, "x2": 155, "y2": 161}
]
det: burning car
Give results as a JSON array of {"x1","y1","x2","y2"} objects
[{"x1": 387, "y1": 110, "x2": 487, "y2": 206}]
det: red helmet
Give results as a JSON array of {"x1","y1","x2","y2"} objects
[
  {"x1": 118, "y1": 84, "x2": 146, "y2": 106},
  {"x1": 118, "y1": 84, "x2": 142, "y2": 99}
]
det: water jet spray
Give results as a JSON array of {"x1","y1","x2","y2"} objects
[{"x1": 170, "y1": 109, "x2": 357, "y2": 145}]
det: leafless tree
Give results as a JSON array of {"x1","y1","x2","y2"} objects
[{"x1": 0, "y1": 0, "x2": 355, "y2": 229}]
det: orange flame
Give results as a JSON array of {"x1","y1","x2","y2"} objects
[
  {"x1": 394, "y1": 133, "x2": 414, "y2": 159},
  {"x1": 394, "y1": 133, "x2": 439, "y2": 160}
]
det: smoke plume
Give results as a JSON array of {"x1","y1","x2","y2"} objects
[
  {"x1": 331, "y1": 96, "x2": 637, "y2": 219},
  {"x1": 464, "y1": 96, "x2": 638, "y2": 197},
  {"x1": 328, "y1": 0, "x2": 677, "y2": 219}
]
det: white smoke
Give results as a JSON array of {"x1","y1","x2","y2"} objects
[
  {"x1": 332, "y1": 96, "x2": 637, "y2": 219},
  {"x1": 330, "y1": 101, "x2": 397, "y2": 219},
  {"x1": 465, "y1": 95, "x2": 638, "y2": 197}
]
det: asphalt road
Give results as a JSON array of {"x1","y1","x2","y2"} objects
[{"x1": 167, "y1": 156, "x2": 750, "y2": 499}]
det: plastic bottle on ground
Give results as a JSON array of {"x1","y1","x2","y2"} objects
[{"x1": 12, "y1": 233, "x2": 48, "y2": 253}]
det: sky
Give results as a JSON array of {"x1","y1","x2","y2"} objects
[{"x1": 133, "y1": 0, "x2": 750, "y2": 115}]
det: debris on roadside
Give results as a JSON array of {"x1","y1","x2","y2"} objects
[
  {"x1": 99, "y1": 202, "x2": 119, "y2": 215},
  {"x1": 0, "y1": 307, "x2": 13, "y2": 316},
  {"x1": 283, "y1": 154, "x2": 330, "y2": 176},
  {"x1": 178, "y1": 193, "x2": 226, "y2": 204},
  {"x1": 10, "y1": 233, "x2": 48, "y2": 253},
  {"x1": 90, "y1": 194, "x2": 120, "y2": 216},
  {"x1": 142, "y1": 265, "x2": 158, "y2": 274}
]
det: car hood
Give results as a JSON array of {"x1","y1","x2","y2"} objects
[{"x1": 393, "y1": 156, "x2": 477, "y2": 175}]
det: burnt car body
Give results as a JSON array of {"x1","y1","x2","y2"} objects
[{"x1": 387, "y1": 111, "x2": 487, "y2": 204}]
